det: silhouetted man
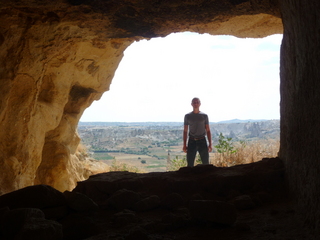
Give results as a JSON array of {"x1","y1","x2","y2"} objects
[{"x1": 183, "y1": 97, "x2": 212, "y2": 167}]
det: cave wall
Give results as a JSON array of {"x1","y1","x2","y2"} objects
[
  {"x1": 0, "y1": 6, "x2": 133, "y2": 193},
  {"x1": 279, "y1": 0, "x2": 320, "y2": 229},
  {"x1": 4, "y1": 0, "x2": 320, "y2": 230},
  {"x1": 0, "y1": 0, "x2": 282, "y2": 194}
]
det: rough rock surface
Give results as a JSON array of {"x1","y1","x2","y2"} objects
[
  {"x1": 278, "y1": 0, "x2": 320, "y2": 232},
  {"x1": 0, "y1": 0, "x2": 282, "y2": 194},
  {"x1": 0, "y1": 158, "x2": 313, "y2": 239},
  {"x1": 1, "y1": 0, "x2": 320, "y2": 236}
]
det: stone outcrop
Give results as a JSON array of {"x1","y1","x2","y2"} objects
[
  {"x1": 1, "y1": 0, "x2": 320, "y2": 235},
  {"x1": 1, "y1": 158, "x2": 306, "y2": 240},
  {"x1": 0, "y1": 2, "x2": 132, "y2": 193},
  {"x1": 279, "y1": 0, "x2": 320, "y2": 231}
]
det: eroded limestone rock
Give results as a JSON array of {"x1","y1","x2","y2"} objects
[
  {"x1": 0, "y1": 16, "x2": 132, "y2": 192},
  {"x1": 0, "y1": 0, "x2": 282, "y2": 194}
]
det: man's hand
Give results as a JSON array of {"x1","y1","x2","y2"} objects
[
  {"x1": 183, "y1": 145, "x2": 187, "y2": 153},
  {"x1": 205, "y1": 124, "x2": 212, "y2": 153},
  {"x1": 183, "y1": 125, "x2": 188, "y2": 153}
]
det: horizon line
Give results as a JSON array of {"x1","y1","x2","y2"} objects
[{"x1": 79, "y1": 118, "x2": 280, "y2": 123}]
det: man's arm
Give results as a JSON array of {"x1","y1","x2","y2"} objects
[
  {"x1": 205, "y1": 124, "x2": 212, "y2": 152},
  {"x1": 183, "y1": 125, "x2": 188, "y2": 153}
]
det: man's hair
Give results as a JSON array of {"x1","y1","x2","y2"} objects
[{"x1": 191, "y1": 97, "x2": 200, "y2": 103}]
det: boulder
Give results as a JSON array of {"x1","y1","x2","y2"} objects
[
  {"x1": 63, "y1": 191, "x2": 99, "y2": 212},
  {"x1": 0, "y1": 185, "x2": 66, "y2": 210},
  {"x1": 134, "y1": 195, "x2": 160, "y2": 212},
  {"x1": 106, "y1": 189, "x2": 141, "y2": 211}
]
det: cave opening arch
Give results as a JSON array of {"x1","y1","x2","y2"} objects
[
  {"x1": 1, "y1": 0, "x2": 320, "y2": 234},
  {"x1": 0, "y1": 0, "x2": 284, "y2": 194},
  {"x1": 79, "y1": 32, "x2": 282, "y2": 172}
]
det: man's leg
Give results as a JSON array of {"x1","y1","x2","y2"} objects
[
  {"x1": 187, "y1": 139, "x2": 197, "y2": 167},
  {"x1": 198, "y1": 138, "x2": 209, "y2": 164}
]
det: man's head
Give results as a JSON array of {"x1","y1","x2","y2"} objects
[{"x1": 191, "y1": 97, "x2": 201, "y2": 108}]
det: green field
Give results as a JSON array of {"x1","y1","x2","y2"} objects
[
  {"x1": 98, "y1": 152, "x2": 168, "y2": 172},
  {"x1": 92, "y1": 146, "x2": 186, "y2": 172}
]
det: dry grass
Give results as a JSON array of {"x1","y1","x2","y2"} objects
[
  {"x1": 211, "y1": 138, "x2": 280, "y2": 167},
  {"x1": 109, "y1": 159, "x2": 146, "y2": 173},
  {"x1": 77, "y1": 144, "x2": 146, "y2": 173},
  {"x1": 78, "y1": 139, "x2": 280, "y2": 172}
]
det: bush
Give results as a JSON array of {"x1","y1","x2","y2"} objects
[
  {"x1": 109, "y1": 159, "x2": 145, "y2": 173},
  {"x1": 213, "y1": 133, "x2": 242, "y2": 167},
  {"x1": 214, "y1": 133, "x2": 237, "y2": 155},
  {"x1": 211, "y1": 138, "x2": 279, "y2": 167},
  {"x1": 167, "y1": 155, "x2": 202, "y2": 171}
]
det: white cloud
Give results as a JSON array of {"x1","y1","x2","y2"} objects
[{"x1": 81, "y1": 32, "x2": 282, "y2": 122}]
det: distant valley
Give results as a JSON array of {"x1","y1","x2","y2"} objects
[{"x1": 78, "y1": 120, "x2": 280, "y2": 172}]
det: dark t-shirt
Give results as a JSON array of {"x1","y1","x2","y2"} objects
[{"x1": 184, "y1": 111, "x2": 209, "y2": 138}]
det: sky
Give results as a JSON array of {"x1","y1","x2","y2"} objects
[{"x1": 81, "y1": 32, "x2": 283, "y2": 123}]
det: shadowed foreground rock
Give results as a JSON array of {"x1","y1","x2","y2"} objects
[
  {"x1": 0, "y1": 158, "x2": 312, "y2": 239},
  {"x1": 1, "y1": 0, "x2": 320, "y2": 235}
]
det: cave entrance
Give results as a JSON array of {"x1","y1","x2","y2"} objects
[{"x1": 79, "y1": 32, "x2": 282, "y2": 172}]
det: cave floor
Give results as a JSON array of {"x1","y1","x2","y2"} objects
[
  {"x1": 73, "y1": 158, "x2": 312, "y2": 240},
  {"x1": 81, "y1": 193, "x2": 310, "y2": 240}
]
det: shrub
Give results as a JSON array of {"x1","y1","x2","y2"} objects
[
  {"x1": 167, "y1": 155, "x2": 202, "y2": 171},
  {"x1": 211, "y1": 138, "x2": 279, "y2": 167},
  {"x1": 215, "y1": 133, "x2": 237, "y2": 155},
  {"x1": 109, "y1": 159, "x2": 145, "y2": 173}
]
